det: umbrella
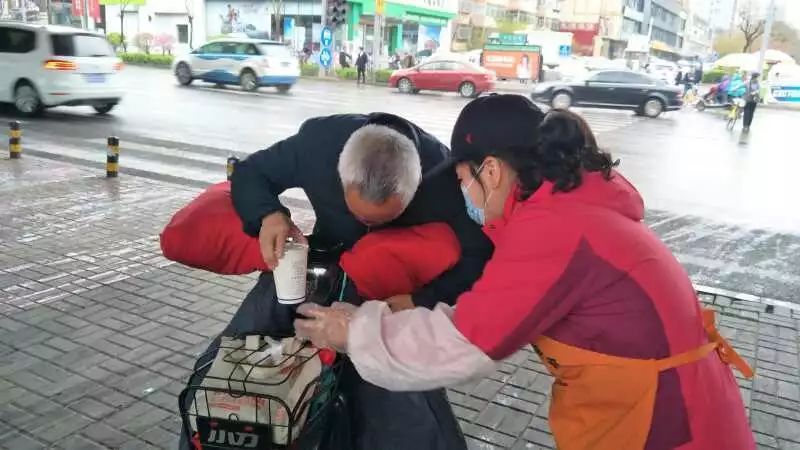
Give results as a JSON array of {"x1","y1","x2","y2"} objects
[
  {"x1": 751, "y1": 49, "x2": 796, "y2": 65},
  {"x1": 713, "y1": 53, "x2": 758, "y2": 71}
]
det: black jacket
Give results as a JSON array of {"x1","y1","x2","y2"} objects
[
  {"x1": 355, "y1": 52, "x2": 368, "y2": 69},
  {"x1": 231, "y1": 113, "x2": 493, "y2": 308}
]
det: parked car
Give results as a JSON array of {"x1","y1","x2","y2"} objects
[
  {"x1": 0, "y1": 22, "x2": 124, "y2": 116},
  {"x1": 173, "y1": 38, "x2": 299, "y2": 92},
  {"x1": 389, "y1": 60, "x2": 496, "y2": 98},
  {"x1": 530, "y1": 69, "x2": 683, "y2": 117}
]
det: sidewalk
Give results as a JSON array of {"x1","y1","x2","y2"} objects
[{"x1": 1, "y1": 156, "x2": 798, "y2": 450}]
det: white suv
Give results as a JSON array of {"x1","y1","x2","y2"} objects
[{"x1": 0, "y1": 23, "x2": 124, "y2": 116}]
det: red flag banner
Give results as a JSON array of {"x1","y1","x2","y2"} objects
[
  {"x1": 89, "y1": 0, "x2": 100, "y2": 20},
  {"x1": 72, "y1": 0, "x2": 84, "y2": 16}
]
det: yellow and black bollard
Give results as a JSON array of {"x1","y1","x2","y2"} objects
[
  {"x1": 106, "y1": 136, "x2": 120, "y2": 178},
  {"x1": 226, "y1": 156, "x2": 239, "y2": 181},
  {"x1": 9, "y1": 121, "x2": 21, "y2": 159}
]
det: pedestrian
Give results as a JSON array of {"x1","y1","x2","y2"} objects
[
  {"x1": 683, "y1": 71, "x2": 692, "y2": 94},
  {"x1": 675, "y1": 69, "x2": 683, "y2": 86},
  {"x1": 403, "y1": 52, "x2": 416, "y2": 68},
  {"x1": 295, "y1": 95, "x2": 756, "y2": 450},
  {"x1": 202, "y1": 113, "x2": 491, "y2": 450},
  {"x1": 742, "y1": 72, "x2": 761, "y2": 132},
  {"x1": 339, "y1": 47, "x2": 352, "y2": 69},
  {"x1": 694, "y1": 64, "x2": 703, "y2": 87},
  {"x1": 355, "y1": 47, "x2": 368, "y2": 84}
]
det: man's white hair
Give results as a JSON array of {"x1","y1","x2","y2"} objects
[{"x1": 338, "y1": 124, "x2": 422, "y2": 207}]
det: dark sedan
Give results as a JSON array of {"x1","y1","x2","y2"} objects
[{"x1": 531, "y1": 70, "x2": 683, "y2": 118}]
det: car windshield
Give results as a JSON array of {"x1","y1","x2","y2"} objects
[
  {"x1": 258, "y1": 44, "x2": 292, "y2": 58},
  {"x1": 51, "y1": 34, "x2": 114, "y2": 57}
]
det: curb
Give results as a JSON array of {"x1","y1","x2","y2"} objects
[{"x1": 15, "y1": 148, "x2": 315, "y2": 212}]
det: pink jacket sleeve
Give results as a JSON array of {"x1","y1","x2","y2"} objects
[
  {"x1": 347, "y1": 301, "x2": 497, "y2": 391},
  {"x1": 454, "y1": 210, "x2": 584, "y2": 360}
]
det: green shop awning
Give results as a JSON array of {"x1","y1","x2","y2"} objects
[{"x1": 349, "y1": 0, "x2": 455, "y2": 22}]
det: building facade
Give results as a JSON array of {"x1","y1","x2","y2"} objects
[
  {"x1": 345, "y1": 0, "x2": 457, "y2": 55},
  {"x1": 682, "y1": 0, "x2": 712, "y2": 59},
  {"x1": 644, "y1": 0, "x2": 686, "y2": 60}
]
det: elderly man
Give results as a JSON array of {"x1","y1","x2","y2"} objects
[{"x1": 184, "y1": 113, "x2": 490, "y2": 450}]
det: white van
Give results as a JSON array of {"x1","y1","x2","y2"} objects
[{"x1": 0, "y1": 23, "x2": 124, "y2": 116}]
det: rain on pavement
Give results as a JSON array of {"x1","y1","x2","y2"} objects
[{"x1": 1, "y1": 65, "x2": 799, "y2": 304}]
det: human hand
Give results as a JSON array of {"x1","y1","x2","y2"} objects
[
  {"x1": 259, "y1": 211, "x2": 306, "y2": 269},
  {"x1": 294, "y1": 302, "x2": 356, "y2": 353},
  {"x1": 385, "y1": 294, "x2": 415, "y2": 313}
]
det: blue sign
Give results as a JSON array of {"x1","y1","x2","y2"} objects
[
  {"x1": 559, "y1": 44, "x2": 571, "y2": 57},
  {"x1": 321, "y1": 27, "x2": 333, "y2": 48},
  {"x1": 770, "y1": 85, "x2": 800, "y2": 103},
  {"x1": 319, "y1": 47, "x2": 333, "y2": 68}
]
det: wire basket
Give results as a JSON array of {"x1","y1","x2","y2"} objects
[{"x1": 179, "y1": 335, "x2": 342, "y2": 450}]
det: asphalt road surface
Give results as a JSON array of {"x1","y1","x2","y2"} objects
[{"x1": 1, "y1": 66, "x2": 799, "y2": 303}]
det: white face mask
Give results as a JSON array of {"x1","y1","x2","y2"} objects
[{"x1": 461, "y1": 163, "x2": 492, "y2": 225}]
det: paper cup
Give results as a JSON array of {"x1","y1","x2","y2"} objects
[{"x1": 274, "y1": 241, "x2": 309, "y2": 305}]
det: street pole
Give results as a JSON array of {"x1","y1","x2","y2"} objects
[
  {"x1": 83, "y1": 0, "x2": 89, "y2": 29},
  {"x1": 372, "y1": 13, "x2": 382, "y2": 83},
  {"x1": 755, "y1": 0, "x2": 775, "y2": 74},
  {"x1": 21, "y1": 0, "x2": 27, "y2": 23},
  {"x1": 318, "y1": 0, "x2": 327, "y2": 78}
]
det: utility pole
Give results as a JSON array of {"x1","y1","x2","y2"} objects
[
  {"x1": 729, "y1": 0, "x2": 738, "y2": 35},
  {"x1": 756, "y1": 0, "x2": 775, "y2": 72}
]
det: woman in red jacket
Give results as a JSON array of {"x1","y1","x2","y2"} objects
[{"x1": 296, "y1": 95, "x2": 755, "y2": 450}]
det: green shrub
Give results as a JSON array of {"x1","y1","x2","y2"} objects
[
  {"x1": 336, "y1": 67, "x2": 358, "y2": 80},
  {"x1": 702, "y1": 67, "x2": 734, "y2": 83},
  {"x1": 375, "y1": 69, "x2": 393, "y2": 83},
  {"x1": 119, "y1": 52, "x2": 174, "y2": 67},
  {"x1": 107, "y1": 32, "x2": 123, "y2": 51},
  {"x1": 301, "y1": 63, "x2": 320, "y2": 76}
]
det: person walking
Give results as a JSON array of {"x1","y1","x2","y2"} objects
[
  {"x1": 742, "y1": 72, "x2": 761, "y2": 132},
  {"x1": 355, "y1": 47, "x2": 368, "y2": 84},
  {"x1": 296, "y1": 95, "x2": 756, "y2": 450},
  {"x1": 675, "y1": 69, "x2": 683, "y2": 86},
  {"x1": 339, "y1": 47, "x2": 352, "y2": 69}
]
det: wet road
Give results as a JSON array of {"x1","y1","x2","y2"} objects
[{"x1": 1, "y1": 66, "x2": 799, "y2": 302}]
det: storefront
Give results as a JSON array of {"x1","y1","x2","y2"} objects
[
  {"x1": 345, "y1": 0, "x2": 455, "y2": 56},
  {"x1": 203, "y1": 0, "x2": 321, "y2": 43}
]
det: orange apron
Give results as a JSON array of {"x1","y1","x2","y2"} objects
[{"x1": 532, "y1": 309, "x2": 753, "y2": 450}]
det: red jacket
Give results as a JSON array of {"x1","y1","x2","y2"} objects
[{"x1": 452, "y1": 171, "x2": 754, "y2": 450}]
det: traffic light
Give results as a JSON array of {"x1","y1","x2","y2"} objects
[{"x1": 327, "y1": 0, "x2": 347, "y2": 27}]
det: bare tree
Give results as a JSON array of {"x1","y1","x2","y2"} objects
[
  {"x1": 737, "y1": 0, "x2": 765, "y2": 52},
  {"x1": 271, "y1": 0, "x2": 284, "y2": 41}
]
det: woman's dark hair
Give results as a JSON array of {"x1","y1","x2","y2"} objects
[{"x1": 469, "y1": 109, "x2": 619, "y2": 200}]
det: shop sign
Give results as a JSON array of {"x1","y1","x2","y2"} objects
[
  {"x1": 770, "y1": 85, "x2": 800, "y2": 103},
  {"x1": 402, "y1": 13, "x2": 447, "y2": 25}
]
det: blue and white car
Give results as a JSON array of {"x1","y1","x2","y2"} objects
[{"x1": 172, "y1": 38, "x2": 299, "y2": 92}]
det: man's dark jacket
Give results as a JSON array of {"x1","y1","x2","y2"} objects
[
  {"x1": 355, "y1": 53, "x2": 368, "y2": 70},
  {"x1": 231, "y1": 113, "x2": 493, "y2": 308}
]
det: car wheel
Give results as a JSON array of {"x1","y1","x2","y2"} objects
[
  {"x1": 240, "y1": 69, "x2": 258, "y2": 92},
  {"x1": 459, "y1": 81, "x2": 477, "y2": 98},
  {"x1": 551, "y1": 91, "x2": 572, "y2": 109},
  {"x1": 176, "y1": 62, "x2": 193, "y2": 86},
  {"x1": 277, "y1": 84, "x2": 291, "y2": 93},
  {"x1": 93, "y1": 103, "x2": 117, "y2": 115},
  {"x1": 643, "y1": 98, "x2": 664, "y2": 118},
  {"x1": 695, "y1": 100, "x2": 706, "y2": 112},
  {"x1": 14, "y1": 82, "x2": 44, "y2": 117},
  {"x1": 398, "y1": 77, "x2": 413, "y2": 94}
]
